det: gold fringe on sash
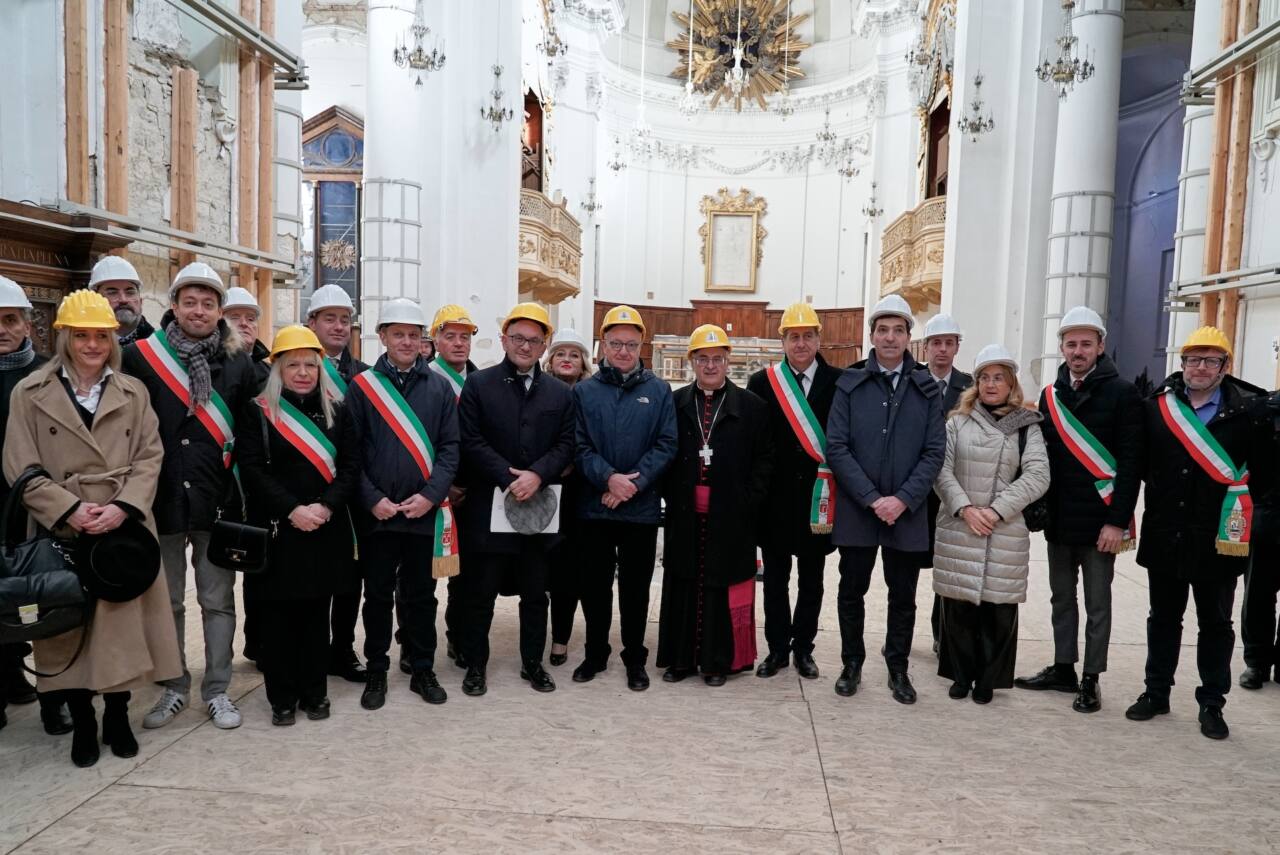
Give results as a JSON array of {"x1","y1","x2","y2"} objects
[{"x1": 432, "y1": 554, "x2": 461, "y2": 579}]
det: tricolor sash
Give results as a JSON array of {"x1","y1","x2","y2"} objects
[
  {"x1": 766, "y1": 362, "x2": 835, "y2": 534},
  {"x1": 428, "y1": 359, "x2": 465, "y2": 400},
  {"x1": 1043, "y1": 385, "x2": 1134, "y2": 550},
  {"x1": 258, "y1": 398, "x2": 337, "y2": 482},
  {"x1": 352, "y1": 370, "x2": 460, "y2": 576},
  {"x1": 136, "y1": 328, "x2": 235, "y2": 468},
  {"x1": 1156, "y1": 390, "x2": 1252, "y2": 557},
  {"x1": 323, "y1": 357, "x2": 348, "y2": 394}
]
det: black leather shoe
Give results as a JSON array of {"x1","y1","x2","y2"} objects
[
  {"x1": 398, "y1": 651, "x2": 412, "y2": 676},
  {"x1": 462, "y1": 666, "x2": 487, "y2": 697},
  {"x1": 626, "y1": 666, "x2": 650, "y2": 691},
  {"x1": 794, "y1": 653, "x2": 819, "y2": 680},
  {"x1": 948, "y1": 681, "x2": 971, "y2": 699},
  {"x1": 1124, "y1": 692, "x2": 1170, "y2": 721},
  {"x1": 447, "y1": 640, "x2": 469, "y2": 670},
  {"x1": 662, "y1": 667, "x2": 690, "y2": 683},
  {"x1": 1240, "y1": 666, "x2": 1267, "y2": 690},
  {"x1": 572, "y1": 661, "x2": 606, "y2": 683},
  {"x1": 271, "y1": 706, "x2": 296, "y2": 726},
  {"x1": 327, "y1": 650, "x2": 368, "y2": 684},
  {"x1": 834, "y1": 664, "x2": 861, "y2": 697},
  {"x1": 755, "y1": 652, "x2": 789, "y2": 678},
  {"x1": 704, "y1": 673, "x2": 727, "y2": 687},
  {"x1": 1073, "y1": 673, "x2": 1101, "y2": 713},
  {"x1": 549, "y1": 649, "x2": 568, "y2": 667},
  {"x1": 888, "y1": 671, "x2": 917, "y2": 705},
  {"x1": 521, "y1": 662, "x2": 556, "y2": 693},
  {"x1": 1199, "y1": 705, "x2": 1229, "y2": 740},
  {"x1": 101, "y1": 710, "x2": 138, "y2": 758},
  {"x1": 410, "y1": 669, "x2": 448, "y2": 704},
  {"x1": 971, "y1": 685, "x2": 993, "y2": 705},
  {"x1": 41, "y1": 704, "x2": 74, "y2": 736},
  {"x1": 299, "y1": 698, "x2": 331, "y2": 720},
  {"x1": 1013, "y1": 663, "x2": 1079, "y2": 693},
  {"x1": 361, "y1": 672, "x2": 388, "y2": 710}
]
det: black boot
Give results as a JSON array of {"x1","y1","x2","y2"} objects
[
  {"x1": 38, "y1": 692, "x2": 73, "y2": 736},
  {"x1": 66, "y1": 691, "x2": 99, "y2": 768},
  {"x1": 101, "y1": 692, "x2": 138, "y2": 758}
]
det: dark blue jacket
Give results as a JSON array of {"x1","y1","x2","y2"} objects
[
  {"x1": 573, "y1": 362, "x2": 677, "y2": 525},
  {"x1": 826, "y1": 350, "x2": 946, "y2": 551},
  {"x1": 344, "y1": 354, "x2": 460, "y2": 537}
]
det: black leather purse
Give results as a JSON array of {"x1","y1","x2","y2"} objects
[
  {"x1": 1016, "y1": 427, "x2": 1049, "y2": 533},
  {"x1": 206, "y1": 415, "x2": 271, "y2": 574}
]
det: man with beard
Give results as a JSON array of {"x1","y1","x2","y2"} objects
[{"x1": 89, "y1": 256, "x2": 153, "y2": 346}]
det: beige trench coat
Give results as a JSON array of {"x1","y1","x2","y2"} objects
[{"x1": 2, "y1": 362, "x2": 181, "y2": 692}]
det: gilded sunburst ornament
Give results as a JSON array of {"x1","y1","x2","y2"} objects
[{"x1": 319, "y1": 238, "x2": 357, "y2": 271}]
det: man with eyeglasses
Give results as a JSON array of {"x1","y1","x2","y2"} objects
[
  {"x1": 89, "y1": 256, "x2": 154, "y2": 346},
  {"x1": 572, "y1": 305, "x2": 677, "y2": 691},
  {"x1": 454, "y1": 303, "x2": 575, "y2": 697},
  {"x1": 1014, "y1": 306, "x2": 1142, "y2": 715},
  {"x1": 1125, "y1": 326, "x2": 1273, "y2": 740}
]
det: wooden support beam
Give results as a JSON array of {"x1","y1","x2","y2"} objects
[
  {"x1": 1220, "y1": 0, "x2": 1259, "y2": 347},
  {"x1": 256, "y1": 0, "x2": 276, "y2": 337},
  {"x1": 65, "y1": 0, "x2": 90, "y2": 204},
  {"x1": 104, "y1": 0, "x2": 129, "y2": 215},
  {"x1": 1200, "y1": 0, "x2": 1240, "y2": 326},
  {"x1": 237, "y1": 0, "x2": 259, "y2": 292},
  {"x1": 170, "y1": 68, "x2": 199, "y2": 276}
]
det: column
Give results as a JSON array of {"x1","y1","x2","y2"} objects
[{"x1": 1040, "y1": 0, "x2": 1125, "y2": 374}]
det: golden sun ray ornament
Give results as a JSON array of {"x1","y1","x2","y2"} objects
[{"x1": 668, "y1": 0, "x2": 810, "y2": 113}]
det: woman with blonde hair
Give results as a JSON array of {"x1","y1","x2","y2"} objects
[{"x1": 932, "y1": 344, "x2": 1050, "y2": 704}]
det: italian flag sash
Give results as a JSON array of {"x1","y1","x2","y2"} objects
[
  {"x1": 428, "y1": 359, "x2": 465, "y2": 400},
  {"x1": 258, "y1": 398, "x2": 337, "y2": 482},
  {"x1": 352, "y1": 370, "x2": 460, "y2": 576},
  {"x1": 766, "y1": 362, "x2": 835, "y2": 534},
  {"x1": 1043, "y1": 386, "x2": 1134, "y2": 550},
  {"x1": 136, "y1": 328, "x2": 236, "y2": 468},
  {"x1": 1157, "y1": 390, "x2": 1252, "y2": 557},
  {"x1": 323, "y1": 357, "x2": 348, "y2": 394}
]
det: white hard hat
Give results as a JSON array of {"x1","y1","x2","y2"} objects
[
  {"x1": 223, "y1": 286, "x2": 260, "y2": 313},
  {"x1": 308, "y1": 283, "x2": 355, "y2": 316},
  {"x1": 1058, "y1": 305, "x2": 1106, "y2": 339},
  {"x1": 169, "y1": 261, "x2": 227, "y2": 305},
  {"x1": 868, "y1": 294, "x2": 915, "y2": 331},
  {"x1": 0, "y1": 275, "x2": 33, "y2": 310},
  {"x1": 923, "y1": 313, "x2": 962, "y2": 340},
  {"x1": 548, "y1": 328, "x2": 591, "y2": 357},
  {"x1": 88, "y1": 255, "x2": 142, "y2": 290},
  {"x1": 376, "y1": 297, "x2": 427, "y2": 330},
  {"x1": 973, "y1": 343, "x2": 1019, "y2": 375}
]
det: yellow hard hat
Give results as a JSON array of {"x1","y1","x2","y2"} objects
[
  {"x1": 431, "y1": 303, "x2": 479, "y2": 335},
  {"x1": 778, "y1": 302, "x2": 821, "y2": 335},
  {"x1": 503, "y1": 302, "x2": 553, "y2": 336},
  {"x1": 688, "y1": 324, "x2": 732, "y2": 355},
  {"x1": 1181, "y1": 325, "x2": 1232, "y2": 358},
  {"x1": 600, "y1": 304, "x2": 646, "y2": 338},
  {"x1": 53, "y1": 289, "x2": 118, "y2": 330},
  {"x1": 269, "y1": 324, "x2": 324, "y2": 361}
]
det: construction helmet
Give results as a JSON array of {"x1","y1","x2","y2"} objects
[
  {"x1": 778, "y1": 302, "x2": 821, "y2": 336},
  {"x1": 431, "y1": 303, "x2": 479, "y2": 335},
  {"x1": 1181, "y1": 325, "x2": 1233, "y2": 358},
  {"x1": 88, "y1": 255, "x2": 142, "y2": 291},
  {"x1": 503, "y1": 302, "x2": 553, "y2": 336},
  {"x1": 377, "y1": 298, "x2": 427, "y2": 330},
  {"x1": 223, "y1": 286, "x2": 260, "y2": 314},
  {"x1": 307, "y1": 284, "x2": 355, "y2": 317},
  {"x1": 972, "y1": 343, "x2": 1019, "y2": 376},
  {"x1": 269, "y1": 324, "x2": 324, "y2": 361},
  {"x1": 53, "y1": 289, "x2": 118, "y2": 330},
  {"x1": 688, "y1": 324, "x2": 731, "y2": 355},
  {"x1": 923, "y1": 313, "x2": 962, "y2": 340},
  {"x1": 169, "y1": 262, "x2": 227, "y2": 305},
  {"x1": 868, "y1": 294, "x2": 915, "y2": 331},
  {"x1": 600, "y1": 305, "x2": 646, "y2": 338},
  {"x1": 548, "y1": 328, "x2": 591, "y2": 358},
  {"x1": 1058, "y1": 305, "x2": 1106, "y2": 340},
  {"x1": 0, "y1": 276, "x2": 33, "y2": 310}
]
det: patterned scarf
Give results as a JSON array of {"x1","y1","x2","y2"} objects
[
  {"x1": 0, "y1": 338, "x2": 36, "y2": 371},
  {"x1": 117, "y1": 315, "x2": 154, "y2": 347},
  {"x1": 164, "y1": 319, "x2": 221, "y2": 413}
]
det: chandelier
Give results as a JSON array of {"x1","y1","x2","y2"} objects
[
  {"x1": 392, "y1": 0, "x2": 446, "y2": 87},
  {"x1": 815, "y1": 106, "x2": 839, "y2": 162},
  {"x1": 669, "y1": 0, "x2": 810, "y2": 112},
  {"x1": 1035, "y1": 0, "x2": 1094, "y2": 99},
  {"x1": 678, "y1": 0, "x2": 704, "y2": 118},
  {"x1": 861, "y1": 181, "x2": 884, "y2": 220},
  {"x1": 837, "y1": 150, "x2": 859, "y2": 181},
  {"x1": 772, "y1": 0, "x2": 796, "y2": 119},
  {"x1": 606, "y1": 136, "x2": 628, "y2": 173},
  {"x1": 957, "y1": 73, "x2": 995, "y2": 142},
  {"x1": 580, "y1": 177, "x2": 602, "y2": 215},
  {"x1": 480, "y1": 65, "x2": 514, "y2": 132}
]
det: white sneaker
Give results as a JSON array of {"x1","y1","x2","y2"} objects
[
  {"x1": 142, "y1": 689, "x2": 188, "y2": 729},
  {"x1": 207, "y1": 694, "x2": 242, "y2": 730}
]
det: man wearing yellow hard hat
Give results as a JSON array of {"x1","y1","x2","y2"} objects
[
  {"x1": 656, "y1": 324, "x2": 774, "y2": 686},
  {"x1": 745, "y1": 303, "x2": 842, "y2": 681},
  {"x1": 1125, "y1": 326, "x2": 1272, "y2": 741},
  {"x1": 452, "y1": 302, "x2": 575, "y2": 697}
]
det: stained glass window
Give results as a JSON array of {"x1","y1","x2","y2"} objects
[{"x1": 316, "y1": 181, "x2": 359, "y2": 300}]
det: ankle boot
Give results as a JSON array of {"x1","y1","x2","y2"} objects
[
  {"x1": 102, "y1": 691, "x2": 138, "y2": 758},
  {"x1": 67, "y1": 691, "x2": 99, "y2": 768}
]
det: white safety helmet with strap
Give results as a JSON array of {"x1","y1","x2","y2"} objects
[
  {"x1": 308, "y1": 283, "x2": 356, "y2": 317},
  {"x1": 547, "y1": 328, "x2": 591, "y2": 358},
  {"x1": 868, "y1": 294, "x2": 915, "y2": 331},
  {"x1": 376, "y1": 297, "x2": 427, "y2": 330},
  {"x1": 923, "y1": 313, "x2": 962, "y2": 340},
  {"x1": 0, "y1": 275, "x2": 33, "y2": 310},
  {"x1": 89, "y1": 255, "x2": 143, "y2": 291},
  {"x1": 1057, "y1": 305, "x2": 1106, "y2": 340},
  {"x1": 972, "y1": 343, "x2": 1019, "y2": 375},
  {"x1": 169, "y1": 261, "x2": 227, "y2": 305},
  {"x1": 223, "y1": 286, "x2": 260, "y2": 314}
]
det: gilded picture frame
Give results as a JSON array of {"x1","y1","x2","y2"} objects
[{"x1": 699, "y1": 187, "x2": 767, "y2": 293}]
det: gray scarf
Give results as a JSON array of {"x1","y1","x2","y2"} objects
[
  {"x1": 0, "y1": 338, "x2": 36, "y2": 371},
  {"x1": 164, "y1": 320, "x2": 221, "y2": 414}
]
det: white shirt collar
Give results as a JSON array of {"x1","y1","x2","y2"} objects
[
  {"x1": 1069, "y1": 365, "x2": 1097, "y2": 385},
  {"x1": 930, "y1": 370, "x2": 952, "y2": 386},
  {"x1": 787, "y1": 359, "x2": 818, "y2": 384},
  {"x1": 61, "y1": 366, "x2": 113, "y2": 414}
]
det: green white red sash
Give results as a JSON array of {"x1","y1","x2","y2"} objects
[
  {"x1": 323, "y1": 357, "x2": 348, "y2": 394},
  {"x1": 352, "y1": 369, "x2": 460, "y2": 575},
  {"x1": 1043, "y1": 386, "x2": 1134, "y2": 549},
  {"x1": 136, "y1": 328, "x2": 235, "y2": 468},
  {"x1": 258, "y1": 398, "x2": 337, "y2": 482},
  {"x1": 766, "y1": 361, "x2": 835, "y2": 534},
  {"x1": 1157, "y1": 390, "x2": 1252, "y2": 557},
  {"x1": 428, "y1": 359, "x2": 465, "y2": 400}
]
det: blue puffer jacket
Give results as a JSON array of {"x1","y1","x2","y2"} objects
[{"x1": 573, "y1": 362, "x2": 677, "y2": 524}]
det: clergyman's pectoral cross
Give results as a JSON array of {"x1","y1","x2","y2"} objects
[{"x1": 699, "y1": 444, "x2": 714, "y2": 466}]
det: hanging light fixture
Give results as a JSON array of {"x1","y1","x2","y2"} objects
[
  {"x1": 837, "y1": 146, "x2": 860, "y2": 181},
  {"x1": 678, "y1": 0, "x2": 702, "y2": 118},
  {"x1": 392, "y1": 0, "x2": 446, "y2": 87},
  {"x1": 629, "y1": 0, "x2": 654, "y2": 157},
  {"x1": 815, "y1": 106, "x2": 838, "y2": 162},
  {"x1": 1035, "y1": 0, "x2": 1095, "y2": 99},
  {"x1": 606, "y1": 136, "x2": 628, "y2": 173},
  {"x1": 861, "y1": 181, "x2": 884, "y2": 220},
  {"x1": 726, "y1": 0, "x2": 750, "y2": 99},
  {"x1": 957, "y1": 1, "x2": 995, "y2": 142},
  {"x1": 580, "y1": 176, "x2": 603, "y2": 215},
  {"x1": 479, "y1": 4, "x2": 513, "y2": 133},
  {"x1": 773, "y1": 0, "x2": 795, "y2": 119}
]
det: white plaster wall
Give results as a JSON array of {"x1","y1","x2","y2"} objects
[
  {"x1": 0, "y1": 1, "x2": 61, "y2": 204},
  {"x1": 302, "y1": 28, "x2": 368, "y2": 120}
]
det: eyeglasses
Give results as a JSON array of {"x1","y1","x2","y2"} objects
[
  {"x1": 506, "y1": 333, "x2": 545, "y2": 349},
  {"x1": 692, "y1": 355, "x2": 727, "y2": 367},
  {"x1": 604, "y1": 339, "x2": 641, "y2": 353},
  {"x1": 1182, "y1": 355, "x2": 1225, "y2": 369}
]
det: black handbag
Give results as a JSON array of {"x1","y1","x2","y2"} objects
[
  {"x1": 1016, "y1": 427, "x2": 1049, "y2": 533},
  {"x1": 206, "y1": 413, "x2": 271, "y2": 574}
]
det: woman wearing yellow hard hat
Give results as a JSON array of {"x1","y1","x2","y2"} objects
[{"x1": 237, "y1": 324, "x2": 361, "y2": 726}]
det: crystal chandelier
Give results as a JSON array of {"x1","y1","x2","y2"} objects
[
  {"x1": 580, "y1": 177, "x2": 603, "y2": 215},
  {"x1": 678, "y1": 0, "x2": 702, "y2": 118},
  {"x1": 773, "y1": 0, "x2": 795, "y2": 119},
  {"x1": 904, "y1": 16, "x2": 930, "y2": 67},
  {"x1": 861, "y1": 181, "x2": 884, "y2": 220},
  {"x1": 837, "y1": 147, "x2": 859, "y2": 181},
  {"x1": 726, "y1": 0, "x2": 750, "y2": 98},
  {"x1": 631, "y1": 0, "x2": 654, "y2": 151},
  {"x1": 606, "y1": 136, "x2": 628, "y2": 173},
  {"x1": 1035, "y1": 0, "x2": 1094, "y2": 99},
  {"x1": 957, "y1": 73, "x2": 995, "y2": 142},
  {"x1": 392, "y1": 0, "x2": 446, "y2": 87},
  {"x1": 480, "y1": 65, "x2": 514, "y2": 132},
  {"x1": 815, "y1": 106, "x2": 839, "y2": 162}
]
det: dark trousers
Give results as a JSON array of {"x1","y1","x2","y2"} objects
[
  {"x1": 1143, "y1": 570, "x2": 1237, "y2": 708},
  {"x1": 262, "y1": 597, "x2": 329, "y2": 709},
  {"x1": 459, "y1": 546, "x2": 549, "y2": 668},
  {"x1": 330, "y1": 577, "x2": 362, "y2": 658},
  {"x1": 579, "y1": 520, "x2": 658, "y2": 668},
  {"x1": 549, "y1": 536, "x2": 581, "y2": 646},
  {"x1": 444, "y1": 574, "x2": 462, "y2": 649},
  {"x1": 761, "y1": 549, "x2": 826, "y2": 657},
  {"x1": 836, "y1": 546, "x2": 920, "y2": 672},
  {"x1": 362, "y1": 532, "x2": 438, "y2": 674},
  {"x1": 242, "y1": 578, "x2": 263, "y2": 659},
  {"x1": 1241, "y1": 539, "x2": 1280, "y2": 670},
  {"x1": 1047, "y1": 541, "x2": 1116, "y2": 674},
  {"x1": 937, "y1": 598, "x2": 1019, "y2": 690}
]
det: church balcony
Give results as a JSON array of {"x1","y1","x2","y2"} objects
[
  {"x1": 518, "y1": 189, "x2": 582, "y2": 305},
  {"x1": 878, "y1": 195, "x2": 946, "y2": 313}
]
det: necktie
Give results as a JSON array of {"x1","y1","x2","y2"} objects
[
  {"x1": 1071, "y1": 378, "x2": 1082, "y2": 391},
  {"x1": 795, "y1": 370, "x2": 807, "y2": 393},
  {"x1": 937, "y1": 378, "x2": 947, "y2": 396},
  {"x1": 884, "y1": 370, "x2": 898, "y2": 390}
]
